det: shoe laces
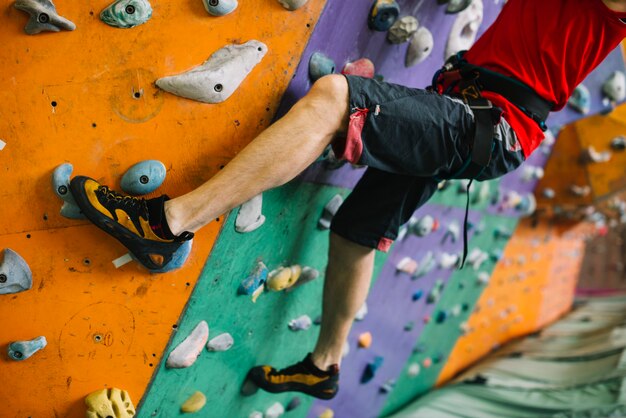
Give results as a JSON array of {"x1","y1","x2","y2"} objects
[{"x1": 99, "y1": 186, "x2": 148, "y2": 216}]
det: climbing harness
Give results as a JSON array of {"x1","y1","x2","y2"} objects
[{"x1": 430, "y1": 51, "x2": 553, "y2": 268}]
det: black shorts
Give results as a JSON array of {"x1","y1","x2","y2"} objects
[{"x1": 329, "y1": 75, "x2": 525, "y2": 251}]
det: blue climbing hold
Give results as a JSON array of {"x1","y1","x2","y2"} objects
[
  {"x1": 368, "y1": 0, "x2": 399, "y2": 31},
  {"x1": 52, "y1": 163, "x2": 77, "y2": 204},
  {"x1": 568, "y1": 84, "x2": 591, "y2": 114},
  {"x1": 238, "y1": 262, "x2": 269, "y2": 295},
  {"x1": 202, "y1": 0, "x2": 238, "y2": 16},
  {"x1": 361, "y1": 356, "x2": 384, "y2": 383},
  {"x1": 309, "y1": 52, "x2": 335, "y2": 82},
  {"x1": 436, "y1": 310, "x2": 448, "y2": 324},
  {"x1": 404, "y1": 321, "x2": 414, "y2": 331},
  {"x1": 147, "y1": 240, "x2": 193, "y2": 273},
  {"x1": 8, "y1": 336, "x2": 46, "y2": 361},
  {"x1": 0, "y1": 248, "x2": 33, "y2": 295},
  {"x1": 412, "y1": 290, "x2": 423, "y2": 301},
  {"x1": 120, "y1": 160, "x2": 167, "y2": 195}
]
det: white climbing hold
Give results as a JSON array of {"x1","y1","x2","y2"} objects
[
  {"x1": 396, "y1": 257, "x2": 418, "y2": 274},
  {"x1": 569, "y1": 184, "x2": 591, "y2": 197},
  {"x1": 319, "y1": 194, "x2": 344, "y2": 229},
  {"x1": 156, "y1": 40, "x2": 268, "y2": 104},
  {"x1": 355, "y1": 303, "x2": 368, "y2": 321},
  {"x1": 603, "y1": 71, "x2": 626, "y2": 102},
  {"x1": 521, "y1": 165, "x2": 544, "y2": 182},
  {"x1": 408, "y1": 215, "x2": 437, "y2": 237},
  {"x1": 277, "y1": 0, "x2": 308, "y2": 10},
  {"x1": 265, "y1": 402, "x2": 285, "y2": 418},
  {"x1": 288, "y1": 315, "x2": 312, "y2": 331},
  {"x1": 206, "y1": 332, "x2": 234, "y2": 352},
  {"x1": 406, "y1": 26, "x2": 434, "y2": 67},
  {"x1": 235, "y1": 194, "x2": 265, "y2": 233},
  {"x1": 582, "y1": 146, "x2": 611, "y2": 163},
  {"x1": 413, "y1": 251, "x2": 435, "y2": 278},
  {"x1": 477, "y1": 271, "x2": 490, "y2": 285},
  {"x1": 166, "y1": 321, "x2": 209, "y2": 368},
  {"x1": 442, "y1": 221, "x2": 460, "y2": 243},
  {"x1": 112, "y1": 253, "x2": 133, "y2": 268},
  {"x1": 407, "y1": 362, "x2": 420, "y2": 377},
  {"x1": 445, "y1": 0, "x2": 483, "y2": 59},
  {"x1": 0, "y1": 248, "x2": 32, "y2": 295},
  {"x1": 438, "y1": 252, "x2": 460, "y2": 269},
  {"x1": 388, "y1": 16, "x2": 418, "y2": 44},
  {"x1": 0, "y1": 139, "x2": 6, "y2": 150},
  {"x1": 466, "y1": 248, "x2": 488, "y2": 270},
  {"x1": 342, "y1": 340, "x2": 350, "y2": 358},
  {"x1": 248, "y1": 412, "x2": 263, "y2": 418}
]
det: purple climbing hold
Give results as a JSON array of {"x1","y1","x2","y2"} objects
[
  {"x1": 361, "y1": 356, "x2": 384, "y2": 384},
  {"x1": 238, "y1": 262, "x2": 268, "y2": 295}
]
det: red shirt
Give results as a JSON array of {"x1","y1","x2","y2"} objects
[{"x1": 464, "y1": 0, "x2": 626, "y2": 157}]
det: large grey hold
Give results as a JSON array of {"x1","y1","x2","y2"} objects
[
  {"x1": 387, "y1": 16, "x2": 418, "y2": 44},
  {"x1": 603, "y1": 71, "x2": 626, "y2": 103},
  {"x1": 0, "y1": 248, "x2": 33, "y2": 295},
  {"x1": 277, "y1": 0, "x2": 308, "y2": 10},
  {"x1": 13, "y1": 0, "x2": 76, "y2": 35},
  {"x1": 156, "y1": 40, "x2": 268, "y2": 104},
  {"x1": 406, "y1": 27, "x2": 434, "y2": 67}
]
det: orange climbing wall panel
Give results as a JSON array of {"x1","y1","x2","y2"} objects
[
  {"x1": 437, "y1": 218, "x2": 587, "y2": 384},
  {"x1": 0, "y1": 1, "x2": 325, "y2": 416}
]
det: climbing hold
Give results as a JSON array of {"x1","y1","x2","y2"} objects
[
  {"x1": 251, "y1": 285, "x2": 264, "y2": 303},
  {"x1": 60, "y1": 202, "x2": 85, "y2": 219},
  {"x1": 265, "y1": 402, "x2": 285, "y2": 418},
  {"x1": 358, "y1": 332, "x2": 372, "y2": 348},
  {"x1": 202, "y1": 0, "x2": 237, "y2": 16},
  {"x1": 309, "y1": 52, "x2": 336, "y2": 82},
  {"x1": 235, "y1": 194, "x2": 265, "y2": 233},
  {"x1": 181, "y1": 391, "x2": 206, "y2": 414},
  {"x1": 156, "y1": 40, "x2": 268, "y2": 104},
  {"x1": 411, "y1": 290, "x2": 423, "y2": 301},
  {"x1": 422, "y1": 357, "x2": 432, "y2": 368},
  {"x1": 413, "y1": 343, "x2": 426, "y2": 354},
  {"x1": 100, "y1": 0, "x2": 152, "y2": 28},
  {"x1": 52, "y1": 163, "x2": 76, "y2": 203},
  {"x1": 433, "y1": 353, "x2": 444, "y2": 364},
  {"x1": 147, "y1": 239, "x2": 193, "y2": 273},
  {"x1": 406, "y1": 27, "x2": 434, "y2": 67},
  {"x1": 342, "y1": 340, "x2": 350, "y2": 357},
  {"x1": 466, "y1": 248, "x2": 488, "y2": 270},
  {"x1": 14, "y1": 0, "x2": 76, "y2": 35},
  {"x1": 267, "y1": 265, "x2": 301, "y2": 291},
  {"x1": 493, "y1": 226, "x2": 511, "y2": 240},
  {"x1": 120, "y1": 160, "x2": 166, "y2": 195},
  {"x1": 442, "y1": 221, "x2": 460, "y2": 243},
  {"x1": 404, "y1": 321, "x2": 414, "y2": 332},
  {"x1": 477, "y1": 271, "x2": 490, "y2": 285},
  {"x1": 319, "y1": 410, "x2": 334, "y2": 418},
  {"x1": 387, "y1": 16, "x2": 418, "y2": 44},
  {"x1": 85, "y1": 388, "x2": 136, "y2": 418},
  {"x1": 407, "y1": 363, "x2": 420, "y2": 377},
  {"x1": 368, "y1": 0, "x2": 399, "y2": 31},
  {"x1": 569, "y1": 184, "x2": 591, "y2": 197},
  {"x1": 542, "y1": 188, "x2": 555, "y2": 199},
  {"x1": 603, "y1": 71, "x2": 626, "y2": 102},
  {"x1": 488, "y1": 249, "x2": 502, "y2": 262},
  {"x1": 288, "y1": 315, "x2": 312, "y2": 331},
  {"x1": 611, "y1": 135, "x2": 626, "y2": 150},
  {"x1": 0, "y1": 248, "x2": 32, "y2": 295},
  {"x1": 521, "y1": 165, "x2": 544, "y2": 182},
  {"x1": 8, "y1": 336, "x2": 46, "y2": 361},
  {"x1": 446, "y1": 0, "x2": 472, "y2": 14},
  {"x1": 238, "y1": 262, "x2": 268, "y2": 295},
  {"x1": 413, "y1": 252, "x2": 435, "y2": 279},
  {"x1": 427, "y1": 279, "x2": 444, "y2": 303},
  {"x1": 445, "y1": 0, "x2": 483, "y2": 59},
  {"x1": 341, "y1": 58, "x2": 375, "y2": 79},
  {"x1": 286, "y1": 266, "x2": 319, "y2": 291},
  {"x1": 379, "y1": 379, "x2": 395, "y2": 393},
  {"x1": 435, "y1": 310, "x2": 448, "y2": 324},
  {"x1": 249, "y1": 412, "x2": 263, "y2": 418},
  {"x1": 568, "y1": 84, "x2": 591, "y2": 114},
  {"x1": 450, "y1": 304, "x2": 462, "y2": 317},
  {"x1": 166, "y1": 320, "x2": 209, "y2": 368},
  {"x1": 355, "y1": 302, "x2": 368, "y2": 321},
  {"x1": 361, "y1": 356, "x2": 384, "y2": 383},
  {"x1": 472, "y1": 181, "x2": 491, "y2": 204},
  {"x1": 286, "y1": 397, "x2": 301, "y2": 411},
  {"x1": 318, "y1": 194, "x2": 344, "y2": 229},
  {"x1": 581, "y1": 146, "x2": 611, "y2": 163},
  {"x1": 206, "y1": 332, "x2": 234, "y2": 352},
  {"x1": 438, "y1": 252, "x2": 460, "y2": 269},
  {"x1": 396, "y1": 257, "x2": 418, "y2": 274},
  {"x1": 277, "y1": 0, "x2": 308, "y2": 11}
]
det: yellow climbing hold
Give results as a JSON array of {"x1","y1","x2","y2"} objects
[
  {"x1": 319, "y1": 409, "x2": 334, "y2": 418},
  {"x1": 85, "y1": 388, "x2": 136, "y2": 418},
  {"x1": 267, "y1": 265, "x2": 302, "y2": 291},
  {"x1": 181, "y1": 391, "x2": 207, "y2": 413}
]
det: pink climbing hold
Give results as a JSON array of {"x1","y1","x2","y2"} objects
[{"x1": 341, "y1": 58, "x2": 375, "y2": 78}]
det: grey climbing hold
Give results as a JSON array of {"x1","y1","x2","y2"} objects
[
  {"x1": 238, "y1": 262, "x2": 268, "y2": 295},
  {"x1": 427, "y1": 279, "x2": 444, "y2": 303},
  {"x1": 318, "y1": 194, "x2": 343, "y2": 230},
  {"x1": 202, "y1": 0, "x2": 238, "y2": 16},
  {"x1": 60, "y1": 202, "x2": 85, "y2": 219},
  {"x1": 14, "y1": 0, "x2": 76, "y2": 35},
  {"x1": 406, "y1": 27, "x2": 433, "y2": 67},
  {"x1": 442, "y1": 221, "x2": 460, "y2": 244},
  {"x1": 568, "y1": 84, "x2": 591, "y2": 114},
  {"x1": 355, "y1": 302, "x2": 368, "y2": 321},
  {"x1": 277, "y1": 0, "x2": 308, "y2": 10},
  {"x1": 286, "y1": 397, "x2": 301, "y2": 411},
  {"x1": 265, "y1": 402, "x2": 285, "y2": 418},
  {"x1": 387, "y1": 16, "x2": 418, "y2": 44},
  {"x1": 309, "y1": 52, "x2": 336, "y2": 82},
  {"x1": 235, "y1": 194, "x2": 265, "y2": 233},
  {"x1": 120, "y1": 160, "x2": 166, "y2": 195},
  {"x1": 603, "y1": 71, "x2": 626, "y2": 103},
  {"x1": 611, "y1": 135, "x2": 626, "y2": 150},
  {"x1": 413, "y1": 251, "x2": 435, "y2": 278},
  {"x1": 407, "y1": 215, "x2": 437, "y2": 237},
  {"x1": 445, "y1": 0, "x2": 483, "y2": 59},
  {"x1": 8, "y1": 336, "x2": 46, "y2": 361},
  {"x1": 466, "y1": 248, "x2": 488, "y2": 270},
  {"x1": 379, "y1": 379, "x2": 395, "y2": 393},
  {"x1": 52, "y1": 164, "x2": 86, "y2": 220},
  {"x1": 581, "y1": 146, "x2": 611, "y2": 163},
  {"x1": 0, "y1": 248, "x2": 32, "y2": 295},
  {"x1": 156, "y1": 40, "x2": 268, "y2": 104},
  {"x1": 446, "y1": 0, "x2": 472, "y2": 14},
  {"x1": 206, "y1": 332, "x2": 234, "y2": 352},
  {"x1": 100, "y1": 0, "x2": 153, "y2": 28},
  {"x1": 288, "y1": 315, "x2": 312, "y2": 331},
  {"x1": 438, "y1": 252, "x2": 460, "y2": 269},
  {"x1": 166, "y1": 320, "x2": 209, "y2": 368},
  {"x1": 285, "y1": 266, "x2": 319, "y2": 291},
  {"x1": 542, "y1": 188, "x2": 556, "y2": 199}
]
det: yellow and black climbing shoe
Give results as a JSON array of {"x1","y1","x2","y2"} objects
[
  {"x1": 247, "y1": 353, "x2": 339, "y2": 400},
  {"x1": 69, "y1": 176, "x2": 193, "y2": 271}
]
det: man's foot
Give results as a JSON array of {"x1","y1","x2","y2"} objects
[
  {"x1": 69, "y1": 176, "x2": 194, "y2": 270},
  {"x1": 247, "y1": 353, "x2": 339, "y2": 400}
]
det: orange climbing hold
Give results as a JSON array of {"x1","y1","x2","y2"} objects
[{"x1": 358, "y1": 331, "x2": 373, "y2": 348}]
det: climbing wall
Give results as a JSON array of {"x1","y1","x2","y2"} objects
[{"x1": 2, "y1": 0, "x2": 626, "y2": 417}]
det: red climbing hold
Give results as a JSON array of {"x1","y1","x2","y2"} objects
[{"x1": 341, "y1": 58, "x2": 375, "y2": 79}]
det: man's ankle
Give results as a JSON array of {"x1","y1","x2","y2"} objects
[
  {"x1": 163, "y1": 200, "x2": 184, "y2": 237},
  {"x1": 310, "y1": 351, "x2": 341, "y2": 372}
]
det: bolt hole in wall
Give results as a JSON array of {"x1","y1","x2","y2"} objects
[
  {"x1": 51, "y1": 101, "x2": 57, "y2": 107},
  {"x1": 83, "y1": 258, "x2": 91, "y2": 266}
]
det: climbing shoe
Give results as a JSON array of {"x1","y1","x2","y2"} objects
[
  {"x1": 69, "y1": 176, "x2": 193, "y2": 271},
  {"x1": 247, "y1": 353, "x2": 339, "y2": 400}
]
